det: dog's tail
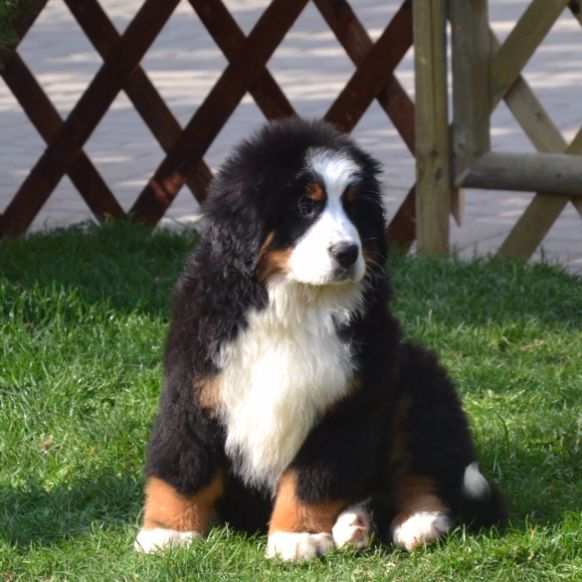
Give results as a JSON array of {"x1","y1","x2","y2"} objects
[{"x1": 451, "y1": 462, "x2": 508, "y2": 530}]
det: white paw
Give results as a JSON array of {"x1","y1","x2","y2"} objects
[
  {"x1": 332, "y1": 504, "x2": 371, "y2": 549},
  {"x1": 391, "y1": 511, "x2": 452, "y2": 551},
  {"x1": 134, "y1": 527, "x2": 201, "y2": 553},
  {"x1": 266, "y1": 531, "x2": 335, "y2": 561}
]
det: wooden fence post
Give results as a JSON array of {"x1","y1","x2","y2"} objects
[
  {"x1": 450, "y1": 0, "x2": 490, "y2": 181},
  {"x1": 413, "y1": 0, "x2": 451, "y2": 255}
]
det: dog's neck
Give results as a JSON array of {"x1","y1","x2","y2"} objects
[{"x1": 263, "y1": 276, "x2": 364, "y2": 329}]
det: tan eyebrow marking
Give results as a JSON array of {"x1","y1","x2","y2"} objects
[{"x1": 306, "y1": 182, "x2": 325, "y2": 202}]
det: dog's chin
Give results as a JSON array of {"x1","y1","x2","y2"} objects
[
  {"x1": 329, "y1": 265, "x2": 365, "y2": 286},
  {"x1": 286, "y1": 265, "x2": 365, "y2": 288}
]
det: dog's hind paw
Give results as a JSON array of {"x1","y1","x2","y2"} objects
[{"x1": 391, "y1": 510, "x2": 452, "y2": 551}]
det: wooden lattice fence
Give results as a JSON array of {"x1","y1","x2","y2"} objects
[
  {"x1": 3, "y1": 0, "x2": 581, "y2": 258},
  {"x1": 0, "y1": 0, "x2": 428, "y2": 246},
  {"x1": 415, "y1": 0, "x2": 582, "y2": 256}
]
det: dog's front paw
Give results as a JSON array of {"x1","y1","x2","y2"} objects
[
  {"x1": 391, "y1": 510, "x2": 452, "y2": 551},
  {"x1": 134, "y1": 527, "x2": 201, "y2": 553},
  {"x1": 266, "y1": 531, "x2": 335, "y2": 561},
  {"x1": 332, "y1": 503, "x2": 371, "y2": 549}
]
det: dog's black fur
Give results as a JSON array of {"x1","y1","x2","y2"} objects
[{"x1": 139, "y1": 118, "x2": 506, "y2": 549}]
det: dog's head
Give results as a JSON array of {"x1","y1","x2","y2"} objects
[{"x1": 203, "y1": 118, "x2": 387, "y2": 289}]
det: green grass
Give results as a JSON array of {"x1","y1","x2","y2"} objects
[{"x1": 1, "y1": 222, "x2": 581, "y2": 581}]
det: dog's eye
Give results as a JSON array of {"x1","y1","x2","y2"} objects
[
  {"x1": 298, "y1": 195, "x2": 322, "y2": 218},
  {"x1": 344, "y1": 186, "x2": 358, "y2": 203}
]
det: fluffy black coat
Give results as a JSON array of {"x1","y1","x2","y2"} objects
[{"x1": 143, "y1": 118, "x2": 506, "y2": 540}]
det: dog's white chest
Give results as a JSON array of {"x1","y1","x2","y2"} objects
[{"x1": 217, "y1": 283, "x2": 359, "y2": 489}]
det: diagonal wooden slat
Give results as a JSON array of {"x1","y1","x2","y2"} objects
[
  {"x1": 315, "y1": 0, "x2": 415, "y2": 153},
  {"x1": 491, "y1": 0, "x2": 570, "y2": 108},
  {"x1": 386, "y1": 186, "x2": 416, "y2": 249},
  {"x1": 570, "y1": 0, "x2": 582, "y2": 24},
  {"x1": 324, "y1": 1, "x2": 413, "y2": 131},
  {"x1": 321, "y1": 1, "x2": 417, "y2": 243},
  {"x1": 131, "y1": 0, "x2": 309, "y2": 225},
  {"x1": 499, "y1": 128, "x2": 582, "y2": 258},
  {"x1": 490, "y1": 29, "x2": 581, "y2": 258},
  {"x1": 0, "y1": 0, "x2": 53, "y2": 229},
  {"x1": 492, "y1": 30, "x2": 566, "y2": 153},
  {"x1": 190, "y1": 0, "x2": 295, "y2": 120},
  {"x1": 0, "y1": 0, "x2": 49, "y2": 230},
  {"x1": 1, "y1": 0, "x2": 181, "y2": 237},
  {"x1": 319, "y1": 0, "x2": 465, "y2": 241},
  {"x1": 2, "y1": 52, "x2": 124, "y2": 220},
  {"x1": 64, "y1": 0, "x2": 211, "y2": 202},
  {"x1": 0, "y1": 0, "x2": 429, "y2": 249},
  {"x1": 2, "y1": 0, "x2": 123, "y2": 220},
  {"x1": 314, "y1": 0, "x2": 416, "y2": 246}
]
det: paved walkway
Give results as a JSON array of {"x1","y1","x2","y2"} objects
[{"x1": 1, "y1": 0, "x2": 580, "y2": 273}]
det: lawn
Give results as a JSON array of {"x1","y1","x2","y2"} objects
[{"x1": 1, "y1": 222, "x2": 581, "y2": 581}]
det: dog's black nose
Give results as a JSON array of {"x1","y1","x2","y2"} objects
[{"x1": 329, "y1": 242, "x2": 359, "y2": 268}]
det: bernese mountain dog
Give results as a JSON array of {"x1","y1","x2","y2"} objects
[{"x1": 135, "y1": 118, "x2": 506, "y2": 560}]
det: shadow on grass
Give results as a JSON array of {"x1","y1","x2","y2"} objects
[
  {"x1": 0, "y1": 473, "x2": 142, "y2": 548},
  {"x1": 1, "y1": 222, "x2": 580, "y2": 329},
  {"x1": 0, "y1": 221, "x2": 199, "y2": 319},
  {"x1": 1, "y1": 440, "x2": 579, "y2": 551}
]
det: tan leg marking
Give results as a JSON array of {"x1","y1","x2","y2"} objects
[
  {"x1": 268, "y1": 471, "x2": 346, "y2": 534},
  {"x1": 194, "y1": 374, "x2": 223, "y2": 411},
  {"x1": 388, "y1": 399, "x2": 447, "y2": 522},
  {"x1": 391, "y1": 474, "x2": 451, "y2": 551},
  {"x1": 142, "y1": 471, "x2": 224, "y2": 534},
  {"x1": 381, "y1": 398, "x2": 452, "y2": 550},
  {"x1": 392, "y1": 475, "x2": 448, "y2": 522},
  {"x1": 267, "y1": 471, "x2": 346, "y2": 560}
]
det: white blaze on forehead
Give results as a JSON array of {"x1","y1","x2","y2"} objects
[
  {"x1": 287, "y1": 149, "x2": 365, "y2": 285},
  {"x1": 307, "y1": 149, "x2": 359, "y2": 200}
]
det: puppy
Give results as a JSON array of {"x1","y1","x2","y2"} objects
[{"x1": 135, "y1": 118, "x2": 506, "y2": 560}]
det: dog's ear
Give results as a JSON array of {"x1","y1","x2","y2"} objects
[{"x1": 201, "y1": 177, "x2": 265, "y2": 278}]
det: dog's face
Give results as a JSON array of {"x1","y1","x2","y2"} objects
[
  {"x1": 205, "y1": 120, "x2": 386, "y2": 288},
  {"x1": 285, "y1": 149, "x2": 366, "y2": 286},
  {"x1": 255, "y1": 146, "x2": 385, "y2": 288}
]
